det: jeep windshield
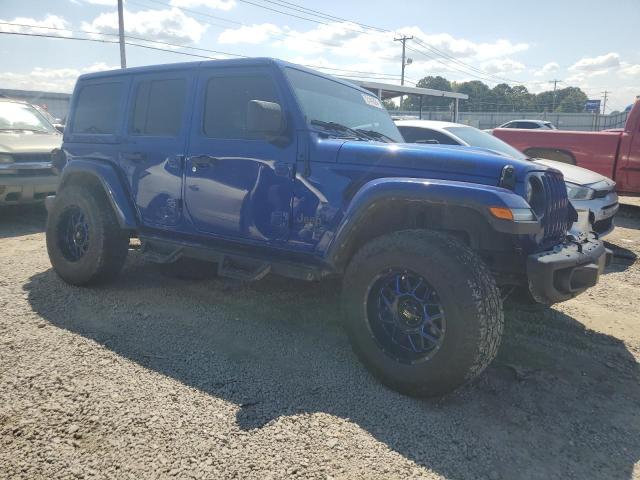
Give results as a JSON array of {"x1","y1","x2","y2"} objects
[{"x1": 285, "y1": 67, "x2": 403, "y2": 143}]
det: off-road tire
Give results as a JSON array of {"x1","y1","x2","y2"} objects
[
  {"x1": 342, "y1": 229, "x2": 503, "y2": 397},
  {"x1": 46, "y1": 185, "x2": 129, "y2": 285}
]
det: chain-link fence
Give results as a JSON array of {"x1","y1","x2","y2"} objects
[{"x1": 392, "y1": 110, "x2": 630, "y2": 131}]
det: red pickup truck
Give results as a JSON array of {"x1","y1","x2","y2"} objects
[{"x1": 493, "y1": 100, "x2": 640, "y2": 195}]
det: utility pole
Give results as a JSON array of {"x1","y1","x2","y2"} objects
[
  {"x1": 394, "y1": 35, "x2": 413, "y2": 86},
  {"x1": 117, "y1": 0, "x2": 127, "y2": 69},
  {"x1": 601, "y1": 90, "x2": 610, "y2": 115},
  {"x1": 394, "y1": 35, "x2": 413, "y2": 111},
  {"x1": 549, "y1": 79, "x2": 562, "y2": 111}
]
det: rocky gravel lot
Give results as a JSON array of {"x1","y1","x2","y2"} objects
[{"x1": 1, "y1": 204, "x2": 639, "y2": 480}]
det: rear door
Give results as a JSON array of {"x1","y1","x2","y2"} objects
[
  {"x1": 120, "y1": 71, "x2": 194, "y2": 229},
  {"x1": 183, "y1": 66, "x2": 295, "y2": 243}
]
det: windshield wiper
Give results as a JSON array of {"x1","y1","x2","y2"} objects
[
  {"x1": 309, "y1": 120, "x2": 372, "y2": 141},
  {"x1": 355, "y1": 129, "x2": 396, "y2": 143}
]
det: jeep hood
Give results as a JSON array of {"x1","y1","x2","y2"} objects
[
  {"x1": 336, "y1": 141, "x2": 540, "y2": 184},
  {"x1": 0, "y1": 131, "x2": 62, "y2": 154}
]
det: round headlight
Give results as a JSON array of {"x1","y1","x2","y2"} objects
[{"x1": 527, "y1": 176, "x2": 546, "y2": 217}]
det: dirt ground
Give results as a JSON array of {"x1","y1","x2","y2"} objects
[{"x1": 1, "y1": 203, "x2": 639, "y2": 480}]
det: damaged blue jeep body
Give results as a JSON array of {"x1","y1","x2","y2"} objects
[{"x1": 46, "y1": 58, "x2": 609, "y2": 396}]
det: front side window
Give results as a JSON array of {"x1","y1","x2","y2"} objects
[
  {"x1": 0, "y1": 102, "x2": 55, "y2": 133},
  {"x1": 131, "y1": 78, "x2": 186, "y2": 136},
  {"x1": 203, "y1": 74, "x2": 279, "y2": 139},
  {"x1": 285, "y1": 68, "x2": 403, "y2": 143},
  {"x1": 73, "y1": 82, "x2": 123, "y2": 134}
]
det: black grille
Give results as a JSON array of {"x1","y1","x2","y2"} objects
[
  {"x1": 11, "y1": 152, "x2": 53, "y2": 163},
  {"x1": 538, "y1": 171, "x2": 572, "y2": 248}
]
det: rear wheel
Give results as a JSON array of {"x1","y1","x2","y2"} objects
[
  {"x1": 525, "y1": 148, "x2": 575, "y2": 164},
  {"x1": 342, "y1": 230, "x2": 503, "y2": 397},
  {"x1": 46, "y1": 185, "x2": 129, "y2": 285}
]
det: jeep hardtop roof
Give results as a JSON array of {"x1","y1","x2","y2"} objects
[{"x1": 76, "y1": 57, "x2": 377, "y2": 98}]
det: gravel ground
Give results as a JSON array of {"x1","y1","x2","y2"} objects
[{"x1": 1, "y1": 203, "x2": 639, "y2": 480}]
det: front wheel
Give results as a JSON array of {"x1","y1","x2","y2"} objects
[
  {"x1": 342, "y1": 230, "x2": 503, "y2": 397},
  {"x1": 46, "y1": 185, "x2": 129, "y2": 285}
]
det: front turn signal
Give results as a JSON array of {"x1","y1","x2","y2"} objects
[
  {"x1": 489, "y1": 207, "x2": 514, "y2": 220},
  {"x1": 489, "y1": 207, "x2": 536, "y2": 222}
]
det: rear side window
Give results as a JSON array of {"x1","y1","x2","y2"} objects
[
  {"x1": 131, "y1": 78, "x2": 186, "y2": 136},
  {"x1": 73, "y1": 82, "x2": 123, "y2": 134},
  {"x1": 203, "y1": 74, "x2": 279, "y2": 139}
]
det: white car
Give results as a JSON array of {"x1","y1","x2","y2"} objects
[
  {"x1": 497, "y1": 119, "x2": 557, "y2": 130},
  {"x1": 396, "y1": 120, "x2": 618, "y2": 237}
]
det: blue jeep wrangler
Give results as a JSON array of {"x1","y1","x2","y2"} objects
[{"x1": 45, "y1": 58, "x2": 610, "y2": 397}]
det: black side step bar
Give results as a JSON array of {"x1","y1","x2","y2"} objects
[{"x1": 218, "y1": 256, "x2": 271, "y2": 281}]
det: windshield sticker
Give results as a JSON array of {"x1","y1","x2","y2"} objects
[{"x1": 362, "y1": 94, "x2": 383, "y2": 109}]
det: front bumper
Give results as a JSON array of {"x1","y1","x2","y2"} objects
[
  {"x1": 0, "y1": 175, "x2": 59, "y2": 204},
  {"x1": 527, "y1": 235, "x2": 612, "y2": 305}
]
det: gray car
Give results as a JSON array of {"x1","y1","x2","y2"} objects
[
  {"x1": 0, "y1": 99, "x2": 61, "y2": 205},
  {"x1": 396, "y1": 120, "x2": 618, "y2": 236}
]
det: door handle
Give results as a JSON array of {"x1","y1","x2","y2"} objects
[
  {"x1": 122, "y1": 152, "x2": 146, "y2": 162},
  {"x1": 189, "y1": 155, "x2": 219, "y2": 169}
]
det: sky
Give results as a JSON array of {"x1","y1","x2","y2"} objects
[{"x1": 1, "y1": 0, "x2": 638, "y2": 112}]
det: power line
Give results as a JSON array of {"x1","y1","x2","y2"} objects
[
  {"x1": 232, "y1": 0, "x2": 529, "y2": 85},
  {"x1": 137, "y1": 0, "x2": 532, "y2": 87},
  {"x1": 0, "y1": 22, "x2": 412, "y2": 81}
]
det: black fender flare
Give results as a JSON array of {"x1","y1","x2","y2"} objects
[
  {"x1": 57, "y1": 159, "x2": 138, "y2": 230},
  {"x1": 323, "y1": 177, "x2": 539, "y2": 270}
]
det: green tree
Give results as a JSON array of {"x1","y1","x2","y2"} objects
[{"x1": 555, "y1": 87, "x2": 588, "y2": 113}]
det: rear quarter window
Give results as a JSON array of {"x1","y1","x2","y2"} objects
[{"x1": 72, "y1": 81, "x2": 124, "y2": 135}]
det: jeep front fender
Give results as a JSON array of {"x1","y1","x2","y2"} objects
[
  {"x1": 57, "y1": 159, "x2": 138, "y2": 230},
  {"x1": 323, "y1": 177, "x2": 540, "y2": 268}
]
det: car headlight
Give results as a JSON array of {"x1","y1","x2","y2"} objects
[
  {"x1": 566, "y1": 182, "x2": 595, "y2": 200},
  {"x1": 0, "y1": 153, "x2": 13, "y2": 164}
]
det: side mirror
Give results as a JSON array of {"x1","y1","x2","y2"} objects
[
  {"x1": 247, "y1": 100, "x2": 285, "y2": 139},
  {"x1": 54, "y1": 124, "x2": 65, "y2": 133}
]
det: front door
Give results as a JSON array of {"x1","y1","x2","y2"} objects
[
  {"x1": 184, "y1": 67, "x2": 295, "y2": 243},
  {"x1": 120, "y1": 71, "x2": 194, "y2": 228}
]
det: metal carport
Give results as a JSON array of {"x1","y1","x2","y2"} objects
[{"x1": 354, "y1": 81, "x2": 469, "y2": 122}]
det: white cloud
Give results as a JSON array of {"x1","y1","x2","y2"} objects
[
  {"x1": 218, "y1": 21, "x2": 529, "y2": 66},
  {"x1": 0, "y1": 63, "x2": 117, "y2": 92},
  {"x1": 82, "y1": 7, "x2": 208, "y2": 44},
  {"x1": 619, "y1": 63, "x2": 640, "y2": 78},
  {"x1": 481, "y1": 58, "x2": 525, "y2": 75},
  {"x1": 170, "y1": 0, "x2": 236, "y2": 10},
  {"x1": 0, "y1": 14, "x2": 71, "y2": 37},
  {"x1": 569, "y1": 52, "x2": 620, "y2": 72},
  {"x1": 534, "y1": 62, "x2": 560, "y2": 77},
  {"x1": 82, "y1": 0, "x2": 118, "y2": 5},
  {"x1": 218, "y1": 23, "x2": 282, "y2": 45}
]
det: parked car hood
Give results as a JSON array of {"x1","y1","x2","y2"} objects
[
  {"x1": 337, "y1": 141, "x2": 541, "y2": 183},
  {"x1": 0, "y1": 131, "x2": 62, "y2": 154},
  {"x1": 533, "y1": 158, "x2": 612, "y2": 187}
]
